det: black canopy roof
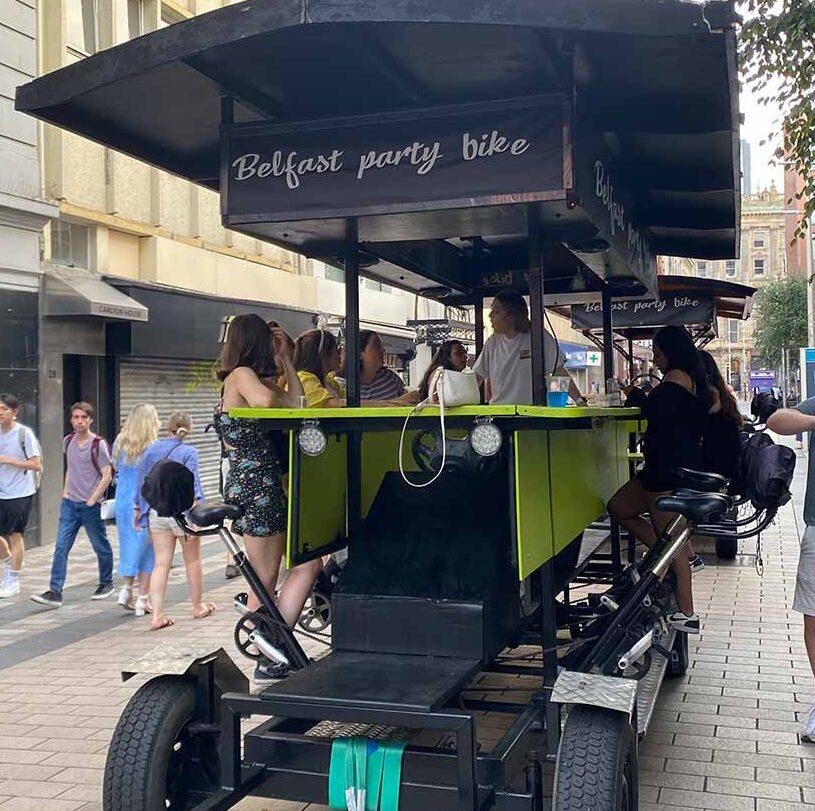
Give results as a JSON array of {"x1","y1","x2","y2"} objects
[{"x1": 17, "y1": 0, "x2": 740, "y2": 302}]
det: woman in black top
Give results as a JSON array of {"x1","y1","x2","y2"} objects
[
  {"x1": 608, "y1": 325, "x2": 712, "y2": 634},
  {"x1": 699, "y1": 350, "x2": 742, "y2": 484}
]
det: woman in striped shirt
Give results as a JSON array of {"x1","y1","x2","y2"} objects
[{"x1": 337, "y1": 330, "x2": 418, "y2": 403}]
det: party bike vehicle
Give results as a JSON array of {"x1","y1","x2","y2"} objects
[{"x1": 16, "y1": 0, "x2": 741, "y2": 808}]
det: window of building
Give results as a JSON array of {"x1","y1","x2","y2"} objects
[
  {"x1": 127, "y1": 0, "x2": 144, "y2": 39},
  {"x1": 159, "y1": 4, "x2": 187, "y2": 27},
  {"x1": 725, "y1": 259, "x2": 736, "y2": 277},
  {"x1": 696, "y1": 261, "x2": 708, "y2": 277},
  {"x1": 66, "y1": 0, "x2": 98, "y2": 54},
  {"x1": 754, "y1": 258, "x2": 765, "y2": 276},
  {"x1": 727, "y1": 320, "x2": 740, "y2": 343},
  {"x1": 753, "y1": 232, "x2": 767, "y2": 249},
  {"x1": 324, "y1": 263, "x2": 344, "y2": 283},
  {"x1": 50, "y1": 221, "x2": 90, "y2": 269}
]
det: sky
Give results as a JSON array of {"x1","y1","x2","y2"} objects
[{"x1": 741, "y1": 77, "x2": 784, "y2": 194}]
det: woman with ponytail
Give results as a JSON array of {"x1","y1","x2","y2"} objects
[
  {"x1": 608, "y1": 325, "x2": 712, "y2": 636},
  {"x1": 135, "y1": 411, "x2": 213, "y2": 630}
]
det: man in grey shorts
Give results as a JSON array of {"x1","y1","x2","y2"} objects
[{"x1": 768, "y1": 399, "x2": 815, "y2": 741}]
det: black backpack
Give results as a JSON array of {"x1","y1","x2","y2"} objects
[
  {"x1": 751, "y1": 391, "x2": 781, "y2": 424},
  {"x1": 141, "y1": 460, "x2": 194, "y2": 517},
  {"x1": 739, "y1": 431, "x2": 796, "y2": 510}
]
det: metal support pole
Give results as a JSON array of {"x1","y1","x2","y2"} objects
[
  {"x1": 527, "y1": 203, "x2": 546, "y2": 406},
  {"x1": 344, "y1": 219, "x2": 362, "y2": 538},
  {"x1": 602, "y1": 288, "x2": 614, "y2": 391},
  {"x1": 473, "y1": 239, "x2": 485, "y2": 358},
  {"x1": 539, "y1": 561, "x2": 561, "y2": 757}
]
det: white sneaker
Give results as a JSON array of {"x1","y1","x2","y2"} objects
[
  {"x1": 0, "y1": 572, "x2": 20, "y2": 598},
  {"x1": 118, "y1": 585, "x2": 134, "y2": 610},
  {"x1": 801, "y1": 701, "x2": 815, "y2": 743},
  {"x1": 667, "y1": 611, "x2": 701, "y2": 634},
  {"x1": 134, "y1": 595, "x2": 151, "y2": 617}
]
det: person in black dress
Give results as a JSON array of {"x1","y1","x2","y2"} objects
[
  {"x1": 608, "y1": 325, "x2": 712, "y2": 634},
  {"x1": 699, "y1": 350, "x2": 743, "y2": 483}
]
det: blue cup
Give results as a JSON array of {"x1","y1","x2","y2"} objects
[{"x1": 547, "y1": 390, "x2": 569, "y2": 408}]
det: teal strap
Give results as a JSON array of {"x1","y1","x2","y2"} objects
[{"x1": 328, "y1": 737, "x2": 407, "y2": 811}]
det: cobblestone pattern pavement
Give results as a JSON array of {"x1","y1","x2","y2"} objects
[{"x1": 0, "y1": 443, "x2": 813, "y2": 810}]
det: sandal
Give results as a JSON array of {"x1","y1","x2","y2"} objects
[
  {"x1": 194, "y1": 602, "x2": 216, "y2": 619},
  {"x1": 151, "y1": 617, "x2": 174, "y2": 631}
]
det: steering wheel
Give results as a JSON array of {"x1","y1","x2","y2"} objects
[{"x1": 411, "y1": 428, "x2": 500, "y2": 476}]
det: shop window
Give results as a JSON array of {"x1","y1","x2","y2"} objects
[
  {"x1": 324, "y1": 264, "x2": 345, "y2": 283},
  {"x1": 67, "y1": 0, "x2": 98, "y2": 54},
  {"x1": 753, "y1": 232, "x2": 767, "y2": 249},
  {"x1": 754, "y1": 258, "x2": 765, "y2": 276},
  {"x1": 50, "y1": 221, "x2": 90, "y2": 269},
  {"x1": 725, "y1": 259, "x2": 736, "y2": 277},
  {"x1": 696, "y1": 261, "x2": 708, "y2": 278}
]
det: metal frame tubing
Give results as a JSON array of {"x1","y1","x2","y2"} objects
[
  {"x1": 344, "y1": 218, "x2": 363, "y2": 538},
  {"x1": 217, "y1": 692, "x2": 480, "y2": 811}
]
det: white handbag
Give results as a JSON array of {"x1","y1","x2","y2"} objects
[{"x1": 399, "y1": 368, "x2": 481, "y2": 488}]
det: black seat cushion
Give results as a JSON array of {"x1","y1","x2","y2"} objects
[
  {"x1": 187, "y1": 499, "x2": 244, "y2": 526},
  {"x1": 655, "y1": 493, "x2": 730, "y2": 525},
  {"x1": 672, "y1": 467, "x2": 729, "y2": 493}
]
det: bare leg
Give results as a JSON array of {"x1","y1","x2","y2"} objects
[
  {"x1": 243, "y1": 533, "x2": 284, "y2": 613},
  {"x1": 608, "y1": 478, "x2": 657, "y2": 547},
  {"x1": 277, "y1": 558, "x2": 323, "y2": 626},
  {"x1": 804, "y1": 615, "x2": 815, "y2": 679},
  {"x1": 0, "y1": 535, "x2": 10, "y2": 562},
  {"x1": 137, "y1": 571, "x2": 151, "y2": 601},
  {"x1": 181, "y1": 536, "x2": 213, "y2": 617},
  {"x1": 122, "y1": 575, "x2": 135, "y2": 588},
  {"x1": 7, "y1": 533, "x2": 24, "y2": 571},
  {"x1": 149, "y1": 530, "x2": 176, "y2": 629},
  {"x1": 647, "y1": 495, "x2": 694, "y2": 617}
]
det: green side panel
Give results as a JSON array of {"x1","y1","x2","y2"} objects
[
  {"x1": 548, "y1": 420, "x2": 624, "y2": 557},
  {"x1": 514, "y1": 430, "x2": 554, "y2": 580},
  {"x1": 231, "y1": 405, "x2": 518, "y2": 420},
  {"x1": 515, "y1": 406, "x2": 641, "y2": 419},
  {"x1": 289, "y1": 433, "x2": 347, "y2": 566}
]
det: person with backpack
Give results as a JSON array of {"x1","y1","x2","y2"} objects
[
  {"x1": 113, "y1": 403, "x2": 160, "y2": 615},
  {"x1": 135, "y1": 411, "x2": 211, "y2": 630},
  {"x1": 0, "y1": 393, "x2": 42, "y2": 598},
  {"x1": 32, "y1": 401, "x2": 114, "y2": 608},
  {"x1": 767, "y1": 401, "x2": 815, "y2": 742}
]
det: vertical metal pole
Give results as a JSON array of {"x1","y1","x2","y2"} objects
[
  {"x1": 540, "y1": 561, "x2": 560, "y2": 757},
  {"x1": 344, "y1": 219, "x2": 362, "y2": 539},
  {"x1": 455, "y1": 718, "x2": 478, "y2": 811},
  {"x1": 472, "y1": 239, "x2": 485, "y2": 359},
  {"x1": 602, "y1": 288, "x2": 614, "y2": 391},
  {"x1": 627, "y1": 335, "x2": 635, "y2": 382},
  {"x1": 527, "y1": 203, "x2": 546, "y2": 406}
]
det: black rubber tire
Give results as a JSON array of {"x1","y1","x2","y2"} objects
[
  {"x1": 103, "y1": 675, "x2": 215, "y2": 811},
  {"x1": 553, "y1": 705, "x2": 638, "y2": 811},
  {"x1": 666, "y1": 628, "x2": 689, "y2": 677},
  {"x1": 715, "y1": 535, "x2": 738, "y2": 560}
]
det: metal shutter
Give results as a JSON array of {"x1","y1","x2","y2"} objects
[{"x1": 118, "y1": 358, "x2": 222, "y2": 499}]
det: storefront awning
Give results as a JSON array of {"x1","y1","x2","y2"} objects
[{"x1": 44, "y1": 269, "x2": 148, "y2": 322}]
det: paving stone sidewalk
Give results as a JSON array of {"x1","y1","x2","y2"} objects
[{"x1": 0, "y1": 441, "x2": 813, "y2": 810}]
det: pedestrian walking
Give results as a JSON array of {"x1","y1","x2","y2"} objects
[
  {"x1": 32, "y1": 402, "x2": 114, "y2": 608},
  {"x1": 135, "y1": 411, "x2": 213, "y2": 630},
  {"x1": 767, "y1": 401, "x2": 815, "y2": 741},
  {"x1": 113, "y1": 403, "x2": 160, "y2": 615},
  {"x1": 0, "y1": 394, "x2": 42, "y2": 598}
]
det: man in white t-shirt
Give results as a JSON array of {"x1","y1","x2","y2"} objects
[
  {"x1": 0, "y1": 393, "x2": 42, "y2": 598},
  {"x1": 473, "y1": 290, "x2": 585, "y2": 405}
]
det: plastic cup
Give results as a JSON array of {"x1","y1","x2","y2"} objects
[{"x1": 546, "y1": 376, "x2": 570, "y2": 408}]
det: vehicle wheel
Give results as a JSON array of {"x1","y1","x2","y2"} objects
[
  {"x1": 103, "y1": 675, "x2": 219, "y2": 810},
  {"x1": 666, "y1": 629, "x2": 689, "y2": 677},
  {"x1": 553, "y1": 705, "x2": 637, "y2": 811},
  {"x1": 715, "y1": 535, "x2": 738, "y2": 560}
]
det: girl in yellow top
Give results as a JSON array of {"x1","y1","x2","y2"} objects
[{"x1": 292, "y1": 329, "x2": 346, "y2": 407}]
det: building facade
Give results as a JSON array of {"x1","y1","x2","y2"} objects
[
  {"x1": 2, "y1": 0, "x2": 60, "y2": 547},
  {"x1": 669, "y1": 187, "x2": 787, "y2": 397},
  {"x1": 28, "y1": 0, "x2": 447, "y2": 547}
]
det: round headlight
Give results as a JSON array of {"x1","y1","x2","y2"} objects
[
  {"x1": 470, "y1": 419, "x2": 502, "y2": 457},
  {"x1": 298, "y1": 421, "x2": 327, "y2": 457}
]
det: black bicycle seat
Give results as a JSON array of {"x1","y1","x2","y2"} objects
[
  {"x1": 187, "y1": 500, "x2": 243, "y2": 526},
  {"x1": 655, "y1": 492, "x2": 731, "y2": 525},
  {"x1": 672, "y1": 467, "x2": 729, "y2": 493}
]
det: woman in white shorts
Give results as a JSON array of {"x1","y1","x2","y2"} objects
[{"x1": 135, "y1": 411, "x2": 213, "y2": 630}]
